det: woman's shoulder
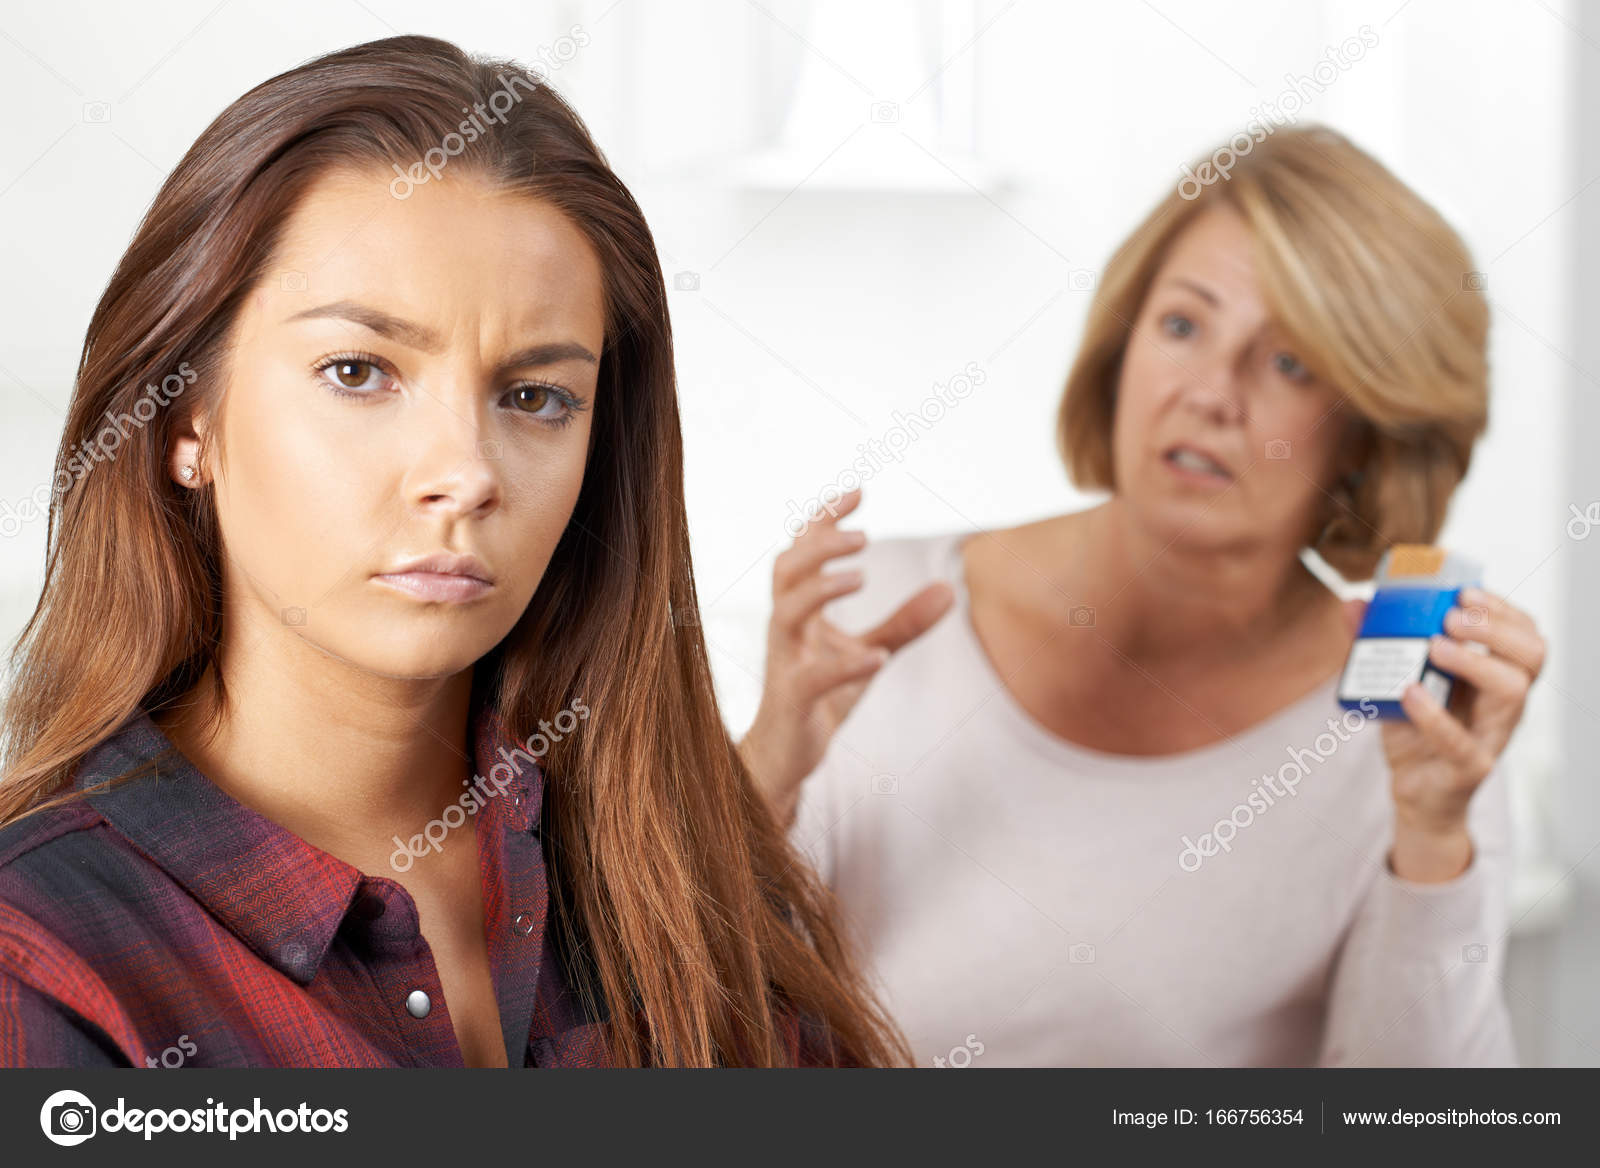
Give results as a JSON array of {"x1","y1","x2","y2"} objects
[
  {"x1": 814, "y1": 516, "x2": 1074, "y2": 647},
  {"x1": 0, "y1": 795, "x2": 151, "y2": 961},
  {"x1": 0, "y1": 801, "x2": 150, "y2": 1066},
  {"x1": 0, "y1": 798, "x2": 136, "y2": 1011},
  {"x1": 818, "y1": 528, "x2": 969, "y2": 635},
  {"x1": 0, "y1": 715, "x2": 204, "y2": 919},
  {"x1": 960, "y1": 512, "x2": 1083, "y2": 600},
  {"x1": 0, "y1": 776, "x2": 183, "y2": 960},
  {"x1": 854, "y1": 527, "x2": 969, "y2": 580},
  {"x1": 0, "y1": 797, "x2": 110, "y2": 892}
]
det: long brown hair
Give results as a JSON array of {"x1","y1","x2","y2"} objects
[{"x1": 0, "y1": 34, "x2": 909, "y2": 1068}]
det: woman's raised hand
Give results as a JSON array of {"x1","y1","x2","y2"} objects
[{"x1": 739, "y1": 488, "x2": 954, "y2": 826}]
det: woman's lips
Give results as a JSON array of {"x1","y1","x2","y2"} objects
[
  {"x1": 371, "y1": 571, "x2": 494, "y2": 602},
  {"x1": 1162, "y1": 446, "x2": 1233, "y2": 485}
]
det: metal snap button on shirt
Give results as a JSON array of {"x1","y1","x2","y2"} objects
[
  {"x1": 405, "y1": 990, "x2": 432, "y2": 1019},
  {"x1": 513, "y1": 912, "x2": 536, "y2": 936}
]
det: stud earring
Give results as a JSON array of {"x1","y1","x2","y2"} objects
[{"x1": 178, "y1": 465, "x2": 196, "y2": 482}]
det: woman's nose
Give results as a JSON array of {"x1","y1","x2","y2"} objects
[
  {"x1": 415, "y1": 458, "x2": 500, "y2": 517},
  {"x1": 1176, "y1": 358, "x2": 1250, "y2": 423},
  {"x1": 402, "y1": 394, "x2": 503, "y2": 517}
]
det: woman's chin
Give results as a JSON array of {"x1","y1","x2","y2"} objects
[
  {"x1": 1127, "y1": 492, "x2": 1250, "y2": 551},
  {"x1": 298, "y1": 630, "x2": 496, "y2": 685}
]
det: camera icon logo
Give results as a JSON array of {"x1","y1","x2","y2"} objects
[
  {"x1": 1461, "y1": 271, "x2": 1487, "y2": 292},
  {"x1": 1462, "y1": 943, "x2": 1488, "y2": 963},
  {"x1": 1265, "y1": 439, "x2": 1292, "y2": 460},
  {"x1": 281, "y1": 606, "x2": 306, "y2": 626},
  {"x1": 82, "y1": 101, "x2": 111, "y2": 123},
  {"x1": 869, "y1": 101, "x2": 900, "y2": 123},
  {"x1": 673, "y1": 271, "x2": 700, "y2": 292},
  {"x1": 1069, "y1": 605, "x2": 1095, "y2": 628},
  {"x1": 280, "y1": 269, "x2": 308, "y2": 292},
  {"x1": 1069, "y1": 942, "x2": 1096, "y2": 964},
  {"x1": 40, "y1": 1089, "x2": 97, "y2": 1146},
  {"x1": 871, "y1": 772, "x2": 898, "y2": 795}
]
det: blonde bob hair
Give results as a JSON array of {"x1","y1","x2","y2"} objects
[{"x1": 1058, "y1": 123, "x2": 1488, "y2": 581}]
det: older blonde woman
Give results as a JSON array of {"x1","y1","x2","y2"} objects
[{"x1": 738, "y1": 125, "x2": 1546, "y2": 1067}]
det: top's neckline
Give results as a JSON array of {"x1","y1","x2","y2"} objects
[{"x1": 931, "y1": 529, "x2": 1349, "y2": 775}]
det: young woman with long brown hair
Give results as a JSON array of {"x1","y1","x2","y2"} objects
[{"x1": 0, "y1": 34, "x2": 908, "y2": 1068}]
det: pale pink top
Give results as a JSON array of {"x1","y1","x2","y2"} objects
[{"x1": 789, "y1": 531, "x2": 1515, "y2": 1067}]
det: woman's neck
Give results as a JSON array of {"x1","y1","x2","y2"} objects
[
  {"x1": 153, "y1": 627, "x2": 479, "y2": 873},
  {"x1": 1051, "y1": 499, "x2": 1335, "y2": 666}
]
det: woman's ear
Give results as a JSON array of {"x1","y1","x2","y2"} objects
[
  {"x1": 1311, "y1": 411, "x2": 1373, "y2": 553},
  {"x1": 168, "y1": 409, "x2": 208, "y2": 488},
  {"x1": 1331, "y1": 411, "x2": 1374, "y2": 483}
]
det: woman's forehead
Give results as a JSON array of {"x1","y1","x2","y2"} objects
[
  {"x1": 1142, "y1": 212, "x2": 1298, "y2": 345},
  {"x1": 256, "y1": 170, "x2": 606, "y2": 347}
]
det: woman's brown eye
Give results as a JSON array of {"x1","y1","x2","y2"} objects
[
  {"x1": 514, "y1": 385, "x2": 550, "y2": 412},
  {"x1": 335, "y1": 361, "x2": 371, "y2": 389}
]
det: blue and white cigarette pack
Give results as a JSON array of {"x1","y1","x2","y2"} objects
[{"x1": 1336, "y1": 544, "x2": 1481, "y2": 719}]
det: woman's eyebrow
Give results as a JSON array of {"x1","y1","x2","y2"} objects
[
  {"x1": 1160, "y1": 277, "x2": 1221, "y2": 306},
  {"x1": 499, "y1": 341, "x2": 599, "y2": 368},
  {"x1": 285, "y1": 299, "x2": 598, "y2": 366}
]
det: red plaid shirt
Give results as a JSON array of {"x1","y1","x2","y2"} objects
[{"x1": 0, "y1": 701, "x2": 822, "y2": 1067}]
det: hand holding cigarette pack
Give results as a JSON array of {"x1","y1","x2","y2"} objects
[{"x1": 1337, "y1": 544, "x2": 1482, "y2": 720}]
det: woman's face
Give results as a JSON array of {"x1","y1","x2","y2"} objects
[
  {"x1": 189, "y1": 167, "x2": 606, "y2": 680},
  {"x1": 1111, "y1": 204, "x2": 1354, "y2": 556}
]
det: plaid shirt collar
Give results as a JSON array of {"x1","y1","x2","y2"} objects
[{"x1": 72, "y1": 694, "x2": 545, "y2": 986}]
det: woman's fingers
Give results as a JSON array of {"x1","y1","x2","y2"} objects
[
  {"x1": 1427, "y1": 634, "x2": 1533, "y2": 709},
  {"x1": 860, "y1": 581, "x2": 956, "y2": 654},
  {"x1": 773, "y1": 525, "x2": 867, "y2": 595},
  {"x1": 1444, "y1": 598, "x2": 1546, "y2": 682},
  {"x1": 792, "y1": 646, "x2": 890, "y2": 702},
  {"x1": 773, "y1": 570, "x2": 864, "y2": 635},
  {"x1": 1398, "y1": 681, "x2": 1496, "y2": 783},
  {"x1": 1382, "y1": 591, "x2": 1544, "y2": 807},
  {"x1": 804, "y1": 485, "x2": 863, "y2": 528},
  {"x1": 1457, "y1": 586, "x2": 1536, "y2": 633}
]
